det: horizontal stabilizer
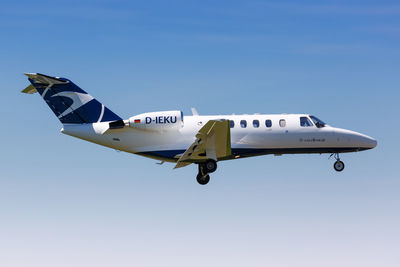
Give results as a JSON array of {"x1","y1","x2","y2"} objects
[
  {"x1": 21, "y1": 84, "x2": 37, "y2": 94},
  {"x1": 24, "y1": 73, "x2": 69, "y2": 85}
]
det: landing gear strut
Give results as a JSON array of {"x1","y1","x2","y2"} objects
[
  {"x1": 331, "y1": 153, "x2": 345, "y2": 172},
  {"x1": 196, "y1": 159, "x2": 217, "y2": 185}
]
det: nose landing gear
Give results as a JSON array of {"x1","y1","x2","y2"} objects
[
  {"x1": 331, "y1": 153, "x2": 345, "y2": 172},
  {"x1": 196, "y1": 159, "x2": 217, "y2": 185},
  {"x1": 334, "y1": 160, "x2": 345, "y2": 172}
]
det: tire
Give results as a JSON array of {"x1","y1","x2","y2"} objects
[
  {"x1": 196, "y1": 173, "x2": 210, "y2": 185},
  {"x1": 204, "y1": 159, "x2": 217, "y2": 173},
  {"x1": 334, "y1": 160, "x2": 345, "y2": 172}
]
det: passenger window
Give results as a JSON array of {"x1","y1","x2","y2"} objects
[
  {"x1": 265, "y1": 119, "x2": 272, "y2": 128},
  {"x1": 230, "y1": 120, "x2": 235, "y2": 128},
  {"x1": 279, "y1": 119, "x2": 286, "y2": 127},
  {"x1": 240, "y1": 120, "x2": 247, "y2": 128},
  {"x1": 253, "y1": 120, "x2": 259, "y2": 128},
  {"x1": 300, "y1": 116, "x2": 313, "y2": 127}
]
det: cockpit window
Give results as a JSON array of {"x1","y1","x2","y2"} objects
[
  {"x1": 310, "y1": 115, "x2": 326, "y2": 128},
  {"x1": 300, "y1": 116, "x2": 313, "y2": 127}
]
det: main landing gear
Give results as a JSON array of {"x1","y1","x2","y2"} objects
[
  {"x1": 196, "y1": 159, "x2": 217, "y2": 185},
  {"x1": 331, "y1": 153, "x2": 345, "y2": 172}
]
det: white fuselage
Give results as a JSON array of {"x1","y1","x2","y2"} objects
[{"x1": 61, "y1": 113, "x2": 377, "y2": 163}]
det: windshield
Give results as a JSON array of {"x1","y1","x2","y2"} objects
[{"x1": 309, "y1": 115, "x2": 326, "y2": 128}]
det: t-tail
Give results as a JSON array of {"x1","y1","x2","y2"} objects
[{"x1": 22, "y1": 73, "x2": 122, "y2": 124}]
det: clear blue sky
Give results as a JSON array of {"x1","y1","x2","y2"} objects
[{"x1": 1, "y1": 0, "x2": 399, "y2": 266}]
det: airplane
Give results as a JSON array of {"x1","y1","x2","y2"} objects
[{"x1": 22, "y1": 73, "x2": 377, "y2": 185}]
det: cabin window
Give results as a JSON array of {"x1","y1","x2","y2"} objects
[
  {"x1": 265, "y1": 119, "x2": 272, "y2": 128},
  {"x1": 230, "y1": 120, "x2": 235, "y2": 128},
  {"x1": 253, "y1": 120, "x2": 259, "y2": 128},
  {"x1": 300, "y1": 116, "x2": 313, "y2": 127},
  {"x1": 240, "y1": 120, "x2": 247, "y2": 128},
  {"x1": 279, "y1": 119, "x2": 286, "y2": 127}
]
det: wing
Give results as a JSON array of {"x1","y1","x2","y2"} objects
[{"x1": 174, "y1": 120, "x2": 231, "y2": 169}]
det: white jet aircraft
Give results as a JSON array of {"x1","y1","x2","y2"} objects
[{"x1": 22, "y1": 73, "x2": 377, "y2": 185}]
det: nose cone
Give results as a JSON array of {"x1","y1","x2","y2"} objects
[
  {"x1": 335, "y1": 128, "x2": 377, "y2": 150},
  {"x1": 359, "y1": 134, "x2": 377, "y2": 149}
]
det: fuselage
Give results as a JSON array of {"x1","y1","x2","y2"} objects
[{"x1": 62, "y1": 113, "x2": 377, "y2": 163}]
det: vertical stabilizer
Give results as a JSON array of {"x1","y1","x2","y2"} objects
[{"x1": 22, "y1": 73, "x2": 122, "y2": 124}]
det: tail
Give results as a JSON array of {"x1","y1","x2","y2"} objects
[{"x1": 22, "y1": 73, "x2": 122, "y2": 124}]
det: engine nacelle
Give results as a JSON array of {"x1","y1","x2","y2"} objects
[{"x1": 127, "y1": 110, "x2": 183, "y2": 131}]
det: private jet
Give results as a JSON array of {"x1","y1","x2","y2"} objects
[{"x1": 22, "y1": 73, "x2": 377, "y2": 185}]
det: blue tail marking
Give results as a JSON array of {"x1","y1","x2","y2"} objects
[{"x1": 25, "y1": 73, "x2": 121, "y2": 124}]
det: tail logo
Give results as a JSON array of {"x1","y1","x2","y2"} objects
[{"x1": 52, "y1": 91, "x2": 94, "y2": 118}]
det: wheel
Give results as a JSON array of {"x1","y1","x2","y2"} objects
[
  {"x1": 204, "y1": 159, "x2": 217, "y2": 173},
  {"x1": 334, "y1": 160, "x2": 345, "y2": 172},
  {"x1": 196, "y1": 173, "x2": 210, "y2": 185}
]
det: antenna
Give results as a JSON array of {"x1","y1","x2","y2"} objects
[{"x1": 191, "y1": 107, "x2": 199, "y2": 116}]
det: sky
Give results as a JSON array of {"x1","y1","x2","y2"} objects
[{"x1": 1, "y1": 0, "x2": 400, "y2": 266}]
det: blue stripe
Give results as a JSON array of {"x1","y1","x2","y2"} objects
[{"x1": 138, "y1": 147, "x2": 370, "y2": 161}]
